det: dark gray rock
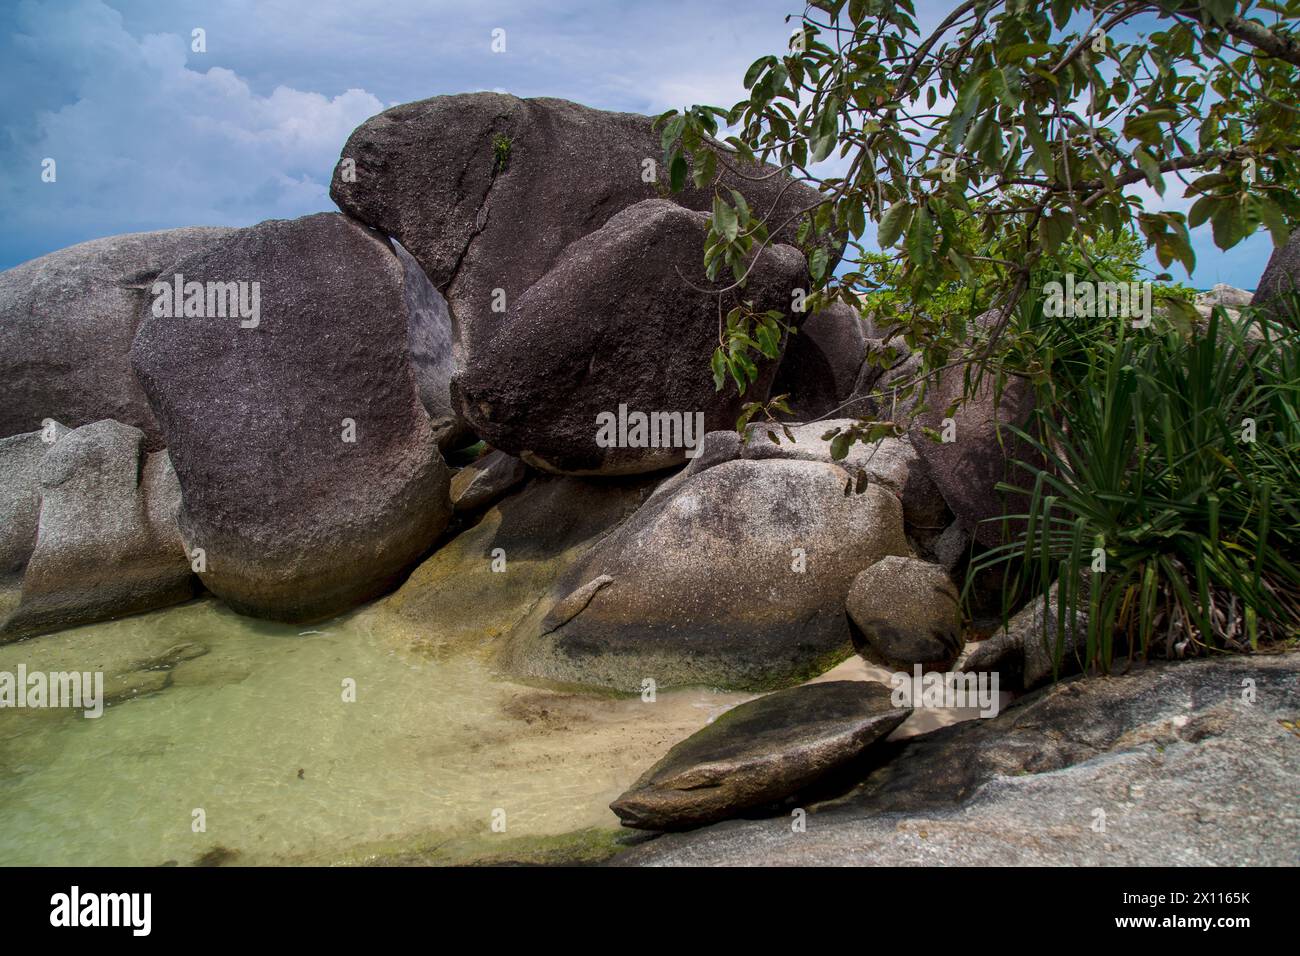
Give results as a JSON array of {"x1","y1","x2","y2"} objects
[
  {"x1": 848, "y1": 556, "x2": 963, "y2": 671},
  {"x1": 1251, "y1": 229, "x2": 1300, "y2": 317},
  {"x1": 449, "y1": 449, "x2": 527, "y2": 512},
  {"x1": 332, "y1": 93, "x2": 826, "y2": 474},
  {"x1": 611, "y1": 680, "x2": 910, "y2": 830},
  {"x1": 614, "y1": 654, "x2": 1300, "y2": 865},
  {"x1": 770, "y1": 303, "x2": 867, "y2": 420},
  {"x1": 850, "y1": 339, "x2": 924, "y2": 422},
  {"x1": 451, "y1": 199, "x2": 806, "y2": 474},
  {"x1": 394, "y1": 240, "x2": 458, "y2": 425},
  {"x1": 331, "y1": 93, "x2": 825, "y2": 355},
  {"x1": 501, "y1": 458, "x2": 909, "y2": 691},
  {"x1": 0, "y1": 227, "x2": 235, "y2": 450},
  {"x1": 908, "y1": 329, "x2": 1038, "y2": 547},
  {"x1": 962, "y1": 582, "x2": 1089, "y2": 690},
  {"x1": 130, "y1": 212, "x2": 450, "y2": 621},
  {"x1": 1, "y1": 420, "x2": 194, "y2": 641}
]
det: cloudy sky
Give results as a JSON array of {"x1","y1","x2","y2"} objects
[{"x1": 0, "y1": 0, "x2": 1275, "y2": 288}]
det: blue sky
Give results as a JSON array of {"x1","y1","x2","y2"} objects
[{"x1": 0, "y1": 0, "x2": 1276, "y2": 288}]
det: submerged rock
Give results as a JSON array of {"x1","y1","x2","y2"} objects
[
  {"x1": 131, "y1": 212, "x2": 450, "y2": 622},
  {"x1": 614, "y1": 653, "x2": 1300, "y2": 865},
  {"x1": 0, "y1": 227, "x2": 235, "y2": 450},
  {"x1": 502, "y1": 458, "x2": 909, "y2": 691},
  {"x1": 611, "y1": 680, "x2": 909, "y2": 830},
  {"x1": 1, "y1": 420, "x2": 194, "y2": 641},
  {"x1": 847, "y1": 556, "x2": 963, "y2": 671}
]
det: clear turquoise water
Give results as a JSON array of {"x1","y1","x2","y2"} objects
[{"x1": 0, "y1": 599, "x2": 747, "y2": 866}]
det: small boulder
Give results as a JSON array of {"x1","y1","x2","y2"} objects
[
  {"x1": 610, "y1": 680, "x2": 910, "y2": 830},
  {"x1": 449, "y1": 449, "x2": 527, "y2": 512},
  {"x1": 847, "y1": 556, "x2": 963, "y2": 671},
  {"x1": 961, "y1": 583, "x2": 1089, "y2": 690},
  {"x1": 1, "y1": 420, "x2": 194, "y2": 641}
]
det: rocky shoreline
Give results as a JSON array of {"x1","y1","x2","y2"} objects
[{"x1": 2, "y1": 92, "x2": 1298, "y2": 866}]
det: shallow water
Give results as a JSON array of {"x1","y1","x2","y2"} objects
[{"x1": 0, "y1": 598, "x2": 750, "y2": 866}]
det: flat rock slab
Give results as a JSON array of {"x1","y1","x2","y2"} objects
[
  {"x1": 612, "y1": 653, "x2": 1300, "y2": 864},
  {"x1": 610, "y1": 680, "x2": 910, "y2": 831}
]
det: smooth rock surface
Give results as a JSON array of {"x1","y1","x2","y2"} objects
[
  {"x1": 847, "y1": 556, "x2": 963, "y2": 671},
  {"x1": 908, "y1": 343, "x2": 1038, "y2": 547},
  {"x1": 131, "y1": 213, "x2": 450, "y2": 621},
  {"x1": 1251, "y1": 229, "x2": 1300, "y2": 316},
  {"x1": 770, "y1": 304, "x2": 868, "y2": 421},
  {"x1": 331, "y1": 93, "x2": 826, "y2": 354},
  {"x1": 449, "y1": 449, "x2": 527, "y2": 512},
  {"x1": 1, "y1": 420, "x2": 194, "y2": 641},
  {"x1": 0, "y1": 425, "x2": 68, "y2": 577},
  {"x1": 449, "y1": 199, "x2": 806, "y2": 474},
  {"x1": 503, "y1": 458, "x2": 909, "y2": 691},
  {"x1": 394, "y1": 240, "x2": 459, "y2": 425},
  {"x1": 741, "y1": 421, "x2": 946, "y2": 532},
  {"x1": 611, "y1": 680, "x2": 910, "y2": 830},
  {"x1": 962, "y1": 583, "x2": 1089, "y2": 690},
  {"x1": 614, "y1": 654, "x2": 1300, "y2": 865},
  {"x1": 0, "y1": 227, "x2": 235, "y2": 449}
]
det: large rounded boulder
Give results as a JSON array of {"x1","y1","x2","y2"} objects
[
  {"x1": 331, "y1": 93, "x2": 825, "y2": 473},
  {"x1": 452, "y1": 199, "x2": 806, "y2": 473},
  {"x1": 1, "y1": 420, "x2": 195, "y2": 641},
  {"x1": 502, "y1": 457, "x2": 909, "y2": 691},
  {"x1": 0, "y1": 227, "x2": 235, "y2": 449},
  {"x1": 130, "y1": 213, "x2": 451, "y2": 621}
]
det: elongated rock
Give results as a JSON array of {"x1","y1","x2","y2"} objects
[{"x1": 611, "y1": 680, "x2": 910, "y2": 830}]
